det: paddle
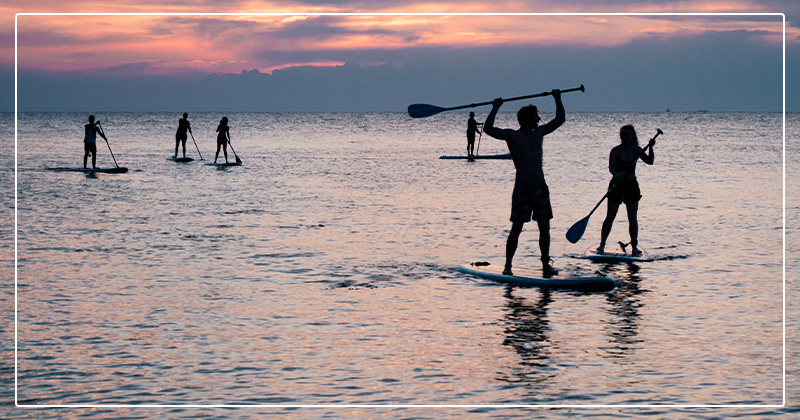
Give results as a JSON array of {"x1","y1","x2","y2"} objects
[
  {"x1": 227, "y1": 136, "x2": 242, "y2": 164},
  {"x1": 190, "y1": 131, "x2": 204, "y2": 160},
  {"x1": 408, "y1": 85, "x2": 585, "y2": 118},
  {"x1": 96, "y1": 122, "x2": 121, "y2": 168},
  {"x1": 475, "y1": 124, "x2": 483, "y2": 156},
  {"x1": 565, "y1": 129, "x2": 663, "y2": 244}
]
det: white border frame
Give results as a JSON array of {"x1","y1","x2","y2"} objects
[{"x1": 14, "y1": 12, "x2": 787, "y2": 410}]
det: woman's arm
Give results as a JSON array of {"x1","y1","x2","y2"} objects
[
  {"x1": 641, "y1": 141, "x2": 655, "y2": 165},
  {"x1": 608, "y1": 147, "x2": 621, "y2": 177}
]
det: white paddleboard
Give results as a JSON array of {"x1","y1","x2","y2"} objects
[
  {"x1": 439, "y1": 153, "x2": 511, "y2": 160},
  {"x1": 167, "y1": 157, "x2": 194, "y2": 162},
  {"x1": 583, "y1": 245, "x2": 649, "y2": 262},
  {"x1": 48, "y1": 166, "x2": 128, "y2": 173},
  {"x1": 459, "y1": 262, "x2": 615, "y2": 290},
  {"x1": 205, "y1": 162, "x2": 242, "y2": 167}
]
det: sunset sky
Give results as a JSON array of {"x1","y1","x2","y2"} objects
[{"x1": 2, "y1": 1, "x2": 797, "y2": 112}]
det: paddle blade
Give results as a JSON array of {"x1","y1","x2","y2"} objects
[
  {"x1": 235, "y1": 155, "x2": 242, "y2": 164},
  {"x1": 566, "y1": 215, "x2": 590, "y2": 244},
  {"x1": 408, "y1": 103, "x2": 445, "y2": 118}
]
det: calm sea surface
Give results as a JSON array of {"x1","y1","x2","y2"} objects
[{"x1": 1, "y1": 111, "x2": 796, "y2": 418}]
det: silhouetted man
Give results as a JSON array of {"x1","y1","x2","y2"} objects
[
  {"x1": 466, "y1": 112, "x2": 482, "y2": 156},
  {"x1": 483, "y1": 90, "x2": 564, "y2": 277},
  {"x1": 174, "y1": 112, "x2": 192, "y2": 158},
  {"x1": 84, "y1": 115, "x2": 106, "y2": 169}
]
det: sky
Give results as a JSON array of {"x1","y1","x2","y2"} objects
[{"x1": 2, "y1": 1, "x2": 798, "y2": 112}]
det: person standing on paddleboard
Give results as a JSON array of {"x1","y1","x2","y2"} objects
[
  {"x1": 83, "y1": 115, "x2": 106, "y2": 169},
  {"x1": 466, "y1": 112, "x2": 482, "y2": 156},
  {"x1": 214, "y1": 116, "x2": 230, "y2": 164},
  {"x1": 483, "y1": 89, "x2": 564, "y2": 277},
  {"x1": 174, "y1": 112, "x2": 192, "y2": 158},
  {"x1": 597, "y1": 124, "x2": 655, "y2": 255}
]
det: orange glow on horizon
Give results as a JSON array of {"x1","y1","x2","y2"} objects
[{"x1": 10, "y1": 5, "x2": 790, "y2": 75}]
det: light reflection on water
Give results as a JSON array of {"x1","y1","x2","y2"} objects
[{"x1": 1, "y1": 111, "x2": 793, "y2": 418}]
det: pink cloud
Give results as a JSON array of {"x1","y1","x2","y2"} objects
[{"x1": 8, "y1": 6, "x2": 790, "y2": 75}]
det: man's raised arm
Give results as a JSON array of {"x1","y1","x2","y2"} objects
[
  {"x1": 483, "y1": 98, "x2": 508, "y2": 140},
  {"x1": 542, "y1": 89, "x2": 564, "y2": 135}
]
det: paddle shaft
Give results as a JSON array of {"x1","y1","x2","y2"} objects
[
  {"x1": 409, "y1": 84, "x2": 584, "y2": 118},
  {"x1": 450, "y1": 85, "x2": 584, "y2": 112},
  {"x1": 97, "y1": 123, "x2": 120, "y2": 168},
  {"x1": 227, "y1": 136, "x2": 242, "y2": 164},
  {"x1": 476, "y1": 129, "x2": 483, "y2": 155},
  {"x1": 190, "y1": 131, "x2": 204, "y2": 160}
]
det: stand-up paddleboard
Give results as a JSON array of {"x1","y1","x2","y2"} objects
[
  {"x1": 47, "y1": 166, "x2": 128, "y2": 173},
  {"x1": 459, "y1": 262, "x2": 615, "y2": 290},
  {"x1": 439, "y1": 153, "x2": 511, "y2": 160},
  {"x1": 205, "y1": 162, "x2": 242, "y2": 167},
  {"x1": 167, "y1": 157, "x2": 194, "y2": 162},
  {"x1": 583, "y1": 244, "x2": 650, "y2": 263}
]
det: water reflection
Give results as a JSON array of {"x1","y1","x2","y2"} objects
[
  {"x1": 601, "y1": 263, "x2": 647, "y2": 360},
  {"x1": 496, "y1": 263, "x2": 647, "y2": 388},
  {"x1": 498, "y1": 286, "x2": 554, "y2": 388}
]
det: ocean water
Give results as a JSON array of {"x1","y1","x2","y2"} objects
[{"x1": 1, "y1": 111, "x2": 796, "y2": 418}]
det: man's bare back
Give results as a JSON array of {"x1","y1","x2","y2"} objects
[
  {"x1": 504, "y1": 128, "x2": 546, "y2": 185},
  {"x1": 481, "y1": 90, "x2": 565, "y2": 277},
  {"x1": 483, "y1": 93, "x2": 564, "y2": 186}
]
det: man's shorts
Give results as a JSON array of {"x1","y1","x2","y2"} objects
[
  {"x1": 84, "y1": 142, "x2": 96, "y2": 155},
  {"x1": 607, "y1": 178, "x2": 642, "y2": 204},
  {"x1": 510, "y1": 181, "x2": 553, "y2": 223}
]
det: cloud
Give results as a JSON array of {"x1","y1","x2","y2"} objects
[
  {"x1": 11, "y1": 12, "x2": 790, "y2": 75},
  {"x1": 12, "y1": 28, "x2": 786, "y2": 113},
  {"x1": 3, "y1": 5, "x2": 791, "y2": 112}
]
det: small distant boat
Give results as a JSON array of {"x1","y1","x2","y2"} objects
[{"x1": 439, "y1": 153, "x2": 511, "y2": 160}]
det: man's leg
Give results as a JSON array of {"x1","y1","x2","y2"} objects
[
  {"x1": 536, "y1": 219, "x2": 558, "y2": 276},
  {"x1": 536, "y1": 219, "x2": 551, "y2": 262},
  {"x1": 504, "y1": 221, "x2": 524, "y2": 275}
]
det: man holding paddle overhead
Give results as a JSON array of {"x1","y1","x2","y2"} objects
[
  {"x1": 483, "y1": 89, "x2": 564, "y2": 277},
  {"x1": 83, "y1": 115, "x2": 106, "y2": 169}
]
